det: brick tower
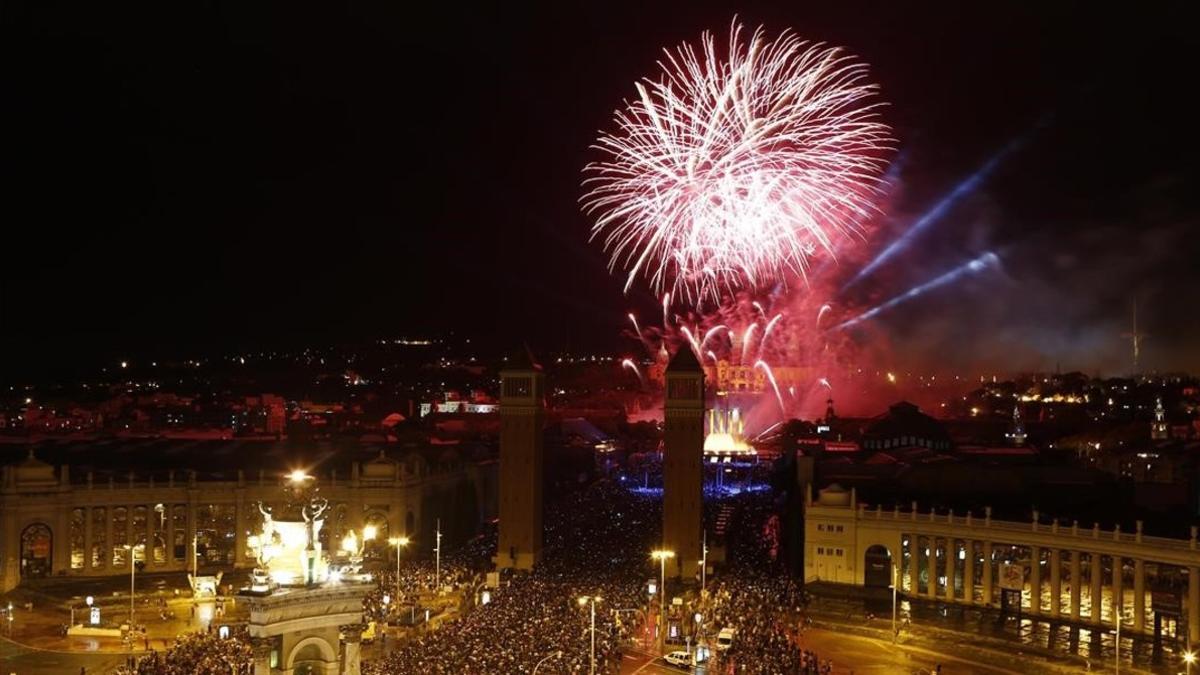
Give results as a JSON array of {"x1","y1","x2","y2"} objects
[
  {"x1": 494, "y1": 347, "x2": 545, "y2": 570},
  {"x1": 662, "y1": 347, "x2": 705, "y2": 580}
]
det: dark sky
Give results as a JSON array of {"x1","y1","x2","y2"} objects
[{"x1": 3, "y1": 1, "x2": 1198, "y2": 382}]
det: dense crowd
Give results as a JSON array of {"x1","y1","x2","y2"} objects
[
  {"x1": 363, "y1": 480, "x2": 656, "y2": 674},
  {"x1": 126, "y1": 630, "x2": 252, "y2": 675},
  {"x1": 128, "y1": 463, "x2": 840, "y2": 674}
]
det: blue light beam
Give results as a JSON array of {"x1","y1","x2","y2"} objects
[
  {"x1": 840, "y1": 138, "x2": 1023, "y2": 294},
  {"x1": 832, "y1": 251, "x2": 1001, "y2": 331}
]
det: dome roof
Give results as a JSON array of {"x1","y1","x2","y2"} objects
[
  {"x1": 816, "y1": 483, "x2": 852, "y2": 506},
  {"x1": 863, "y1": 401, "x2": 950, "y2": 449}
]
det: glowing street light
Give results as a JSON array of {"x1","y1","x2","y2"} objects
[
  {"x1": 288, "y1": 470, "x2": 309, "y2": 484},
  {"x1": 123, "y1": 543, "x2": 145, "y2": 628},
  {"x1": 532, "y1": 650, "x2": 563, "y2": 675},
  {"x1": 388, "y1": 536, "x2": 410, "y2": 608},
  {"x1": 651, "y1": 549, "x2": 674, "y2": 650},
  {"x1": 578, "y1": 596, "x2": 602, "y2": 675},
  {"x1": 1184, "y1": 650, "x2": 1196, "y2": 675}
]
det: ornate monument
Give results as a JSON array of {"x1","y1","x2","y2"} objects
[{"x1": 240, "y1": 472, "x2": 373, "y2": 675}]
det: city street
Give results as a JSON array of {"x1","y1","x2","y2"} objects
[{"x1": 0, "y1": 636, "x2": 124, "y2": 675}]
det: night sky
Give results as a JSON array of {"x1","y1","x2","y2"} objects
[{"x1": 4, "y1": 1, "x2": 1198, "y2": 382}]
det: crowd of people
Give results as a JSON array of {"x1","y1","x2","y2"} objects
[
  {"x1": 363, "y1": 480, "x2": 657, "y2": 674},
  {"x1": 123, "y1": 630, "x2": 252, "y2": 675},
  {"x1": 122, "y1": 462, "x2": 842, "y2": 674}
]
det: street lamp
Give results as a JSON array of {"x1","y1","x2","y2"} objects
[
  {"x1": 532, "y1": 650, "x2": 563, "y2": 675},
  {"x1": 388, "y1": 536, "x2": 410, "y2": 608},
  {"x1": 651, "y1": 549, "x2": 675, "y2": 650},
  {"x1": 123, "y1": 543, "x2": 144, "y2": 628},
  {"x1": 434, "y1": 519, "x2": 442, "y2": 593},
  {"x1": 891, "y1": 559, "x2": 899, "y2": 642},
  {"x1": 578, "y1": 596, "x2": 602, "y2": 675},
  {"x1": 1184, "y1": 650, "x2": 1196, "y2": 675}
]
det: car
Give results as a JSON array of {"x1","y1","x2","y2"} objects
[
  {"x1": 663, "y1": 650, "x2": 693, "y2": 669},
  {"x1": 716, "y1": 626, "x2": 736, "y2": 651}
]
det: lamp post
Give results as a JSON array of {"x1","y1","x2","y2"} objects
[
  {"x1": 700, "y1": 530, "x2": 708, "y2": 593},
  {"x1": 1114, "y1": 600, "x2": 1122, "y2": 675},
  {"x1": 651, "y1": 549, "x2": 675, "y2": 651},
  {"x1": 1184, "y1": 650, "x2": 1196, "y2": 675},
  {"x1": 123, "y1": 543, "x2": 143, "y2": 628},
  {"x1": 388, "y1": 536, "x2": 410, "y2": 608},
  {"x1": 891, "y1": 559, "x2": 899, "y2": 642},
  {"x1": 532, "y1": 650, "x2": 563, "y2": 675},
  {"x1": 434, "y1": 519, "x2": 442, "y2": 593},
  {"x1": 578, "y1": 596, "x2": 601, "y2": 675}
]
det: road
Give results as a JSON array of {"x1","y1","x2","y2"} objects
[{"x1": 0, "y1": 636, "x2": 124, "y2": 675}]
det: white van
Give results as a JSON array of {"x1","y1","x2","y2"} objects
[
  {"x1": 716, "y1": 627, "x2": 736, "y2": 651},
  {"x1": 663, "y1": 650, "x2": 693, "y2": 669}
]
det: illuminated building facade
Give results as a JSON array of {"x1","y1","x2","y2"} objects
[
  {"x1": 0, "y1": 445, "x2": 493, "y2": 593},
  {"x1": 806, "y1": 484, "x2": 1200, "y2": 645}
]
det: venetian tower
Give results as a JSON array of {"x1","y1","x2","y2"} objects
[
  {"x1": 494, "y1": 347, "x2": 545, "y2": 570},
  {"x1": 662, "y1": 347, "x2": 704, "y2": 580}
]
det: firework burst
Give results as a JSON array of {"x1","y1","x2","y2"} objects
[{"x1": 582, "y1": 21, "x2": 893, "y2": 305}]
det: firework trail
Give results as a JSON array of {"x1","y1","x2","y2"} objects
[
  {"x1": 754, "y1": 360, "x2": 786, "y2": 413},
  {"x1": 582, "y1": 21, "x2": 893, "y2": 305},
  {"x1": 621, "y1": 358, "x2": 645, "y2": 386}
]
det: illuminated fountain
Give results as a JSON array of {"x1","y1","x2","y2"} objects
[{"x1": 703, "y1": 407, "x2": 757, "y2": 458}]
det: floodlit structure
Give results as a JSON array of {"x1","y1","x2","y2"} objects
[
  {"x1": 495, "y1": 347, "x2": 545, "y2": 571},
  {"x1": 663, "y1": 348, "x2": 705, "y2": 580},
  {"x1": 241, "y1": 472, "x2": 372, "y2": 675},
  {"x1": 0, "y1": 443, "x2": 491, "y2": 593},
  {"x1": 806, "y1": 484, "x2": 1200, "y2": 645},
  {"x1": 703, "y1": 407, "x2": 756, "y2": 458}
]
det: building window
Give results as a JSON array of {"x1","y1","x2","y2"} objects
[
  {"x1": 70, "y1": 508, "x2": 85, "y2": 570},
  {"x1": 132, "y1": 506, "x2": 148, "y2": 562},
  {"x1": 152, "y1": 504, "x2": 166, "y2": 564},
  {"x1": 817, "y1": 547, "x2": 825, "y2": 555},
  {"x1": 91, "y1": 507, "x2": 106, "y2": 569},
  {"x1": 112, "y1": 507, "x2": 129, "y2": 567},
  {"x1": 172, "y1": 505, "x2": 187, "y2": 562}
]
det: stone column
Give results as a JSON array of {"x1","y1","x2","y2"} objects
[
  {"x1": 1090, "y1": 554, "x2": 1104, "y2": 623},
  {"x1": 963, "y1": 540, "x2": 976, "y2": 605},
  {"x1": 166, "y1": 505, "x2": 176, "y2": 568},
  {"x1": 123, "y1": 504, "x2": 133, "y2": 562},
  {"x1": 1069, "y1": 550, "x2": 1082, "y2": 621},
  {"x1": 982, "y1": 541, "x2": 994, "y2": 606},
  {"x1": 235, "y1": 490, "x2": 248, "y2": 566},
  {"x1": 1030, "y1": 545, "x2": 1042, "y2": 614},
  {"x1": 340, "y1": 624, "x2": 364, "y2": 675},
  {"x1": 187, "y1": 499, "x2": 198, "y2": 572},
  {"x1": 1133, "y1": 559, "x2": 1145, "y2": 633},
  {"x1": 1189, "y1": 565, "x2": 1200, "y2": 645},
  {"x1": 927, "y1": 538, "x2": 938, "y2": 600},
  {"x1": 83, "y1": 507, "x2": 93, "y2": 572},
  {"x1": 145, "y1": 504, "x2": 155, "y2": 567},
  {"x1": 1049, "y1": 548, "x2": 1061, "y2": 618},
  {"x1": 945, "y1": 540, "x2": 957, "y2": 602},
  {"x1": 104, "y1": 507, "x2": 114, "y2": 569},
  {"x1": 1112, "y1": 556, "x2": 1123, "y2": 627},
  {"x1": 251, "y1": 637, "x2": 274, "y2": 675},
  {"x1": 908, "y1": 534, "x2": 920, "y2": 595}
]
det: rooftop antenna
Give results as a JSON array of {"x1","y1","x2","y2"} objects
[{"x1": 1121, "y1": 299, "x2": 1147, "y2": 374}]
